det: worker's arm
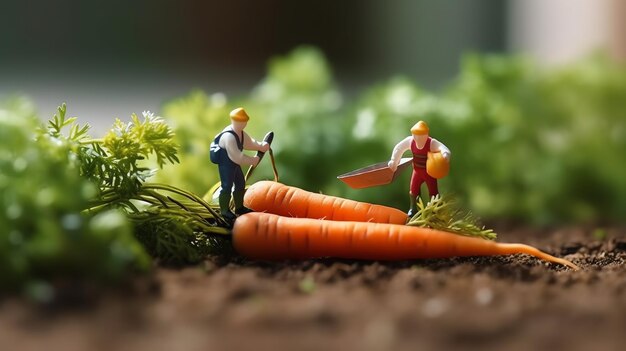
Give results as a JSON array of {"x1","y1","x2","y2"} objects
[
  {"x1": 221, "y1": 133, "x2": 259, "y2": 166},
  {"x1": 430, "y1": 138, "x2": 451, "y2": 160},
  {"x1": 242, "y1": 132, "x2": 270, "y2": 152},
  {"x1": 388, "y1": 136, "x2": 412, "y2": 171}
]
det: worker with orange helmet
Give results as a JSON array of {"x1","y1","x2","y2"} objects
[
  {"x1": 210, "y1": 107, "x2": 270, "y2": 221},
  {"x1": 388, "y1": 121, "x2": 450, "y2": 217}
]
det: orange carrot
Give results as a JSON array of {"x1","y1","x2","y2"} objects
[
  {"x1": 244, "y1": 181, "x2": 408, "y2": 224},
  {"x1": 232, "y1": 212, "x2": 580, "y2": 270}
]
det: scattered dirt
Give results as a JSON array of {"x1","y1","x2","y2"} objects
[{"x1": 1, "y1": 226, "x2": 625, "y2": 351}]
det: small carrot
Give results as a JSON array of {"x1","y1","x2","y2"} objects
[
  {"x1": 244, "y1": 181, "x2": 408, "y2": 224},
  {"x1": 232, "y1": 212, "x2": 580, "y2": 270}
]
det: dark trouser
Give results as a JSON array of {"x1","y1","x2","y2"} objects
[{"x1": 218, "y1": 157, "x2": 245, "y2": 196}]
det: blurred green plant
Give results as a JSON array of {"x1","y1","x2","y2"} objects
[
  {"x1": 0, "y1": 98, "x2": 150, "y2": 296},
  {"x1": 157, "y1": 46, "x2": 345, "y2": 197},
  {"x1": 439, "y1": 54, "x2": 626, "y2": 223},
  {"x1": 0, "y1": 99, "x2": 230, "y2": 297},
  {"x1": 155, "y1": 91, "x2": 231, "y2": 195},
  {"x1": 50, "y1": 105, "x2": 229, "y2": 265},
  {"x1": 161, "y1": 48, "x2": 626, "y2": 224}
]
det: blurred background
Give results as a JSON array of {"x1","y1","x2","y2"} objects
[
  {"x1": 3, "y1": 0, "x2": 624, "y2": 125},
  {"x1": 1, "y1": 0, "x2": 625, "y2": 224}
]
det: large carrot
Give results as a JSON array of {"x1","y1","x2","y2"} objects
[
  {"x1": 232, "y1": 212, "x2": 579, "y2": 270},
  {"x1": 244, "y1": 181, "x2": 407, "y2": 224}
]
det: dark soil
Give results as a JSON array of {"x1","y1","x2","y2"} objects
[{"x1": 2, "y1": 226, "x2": 625, "y2": 351}]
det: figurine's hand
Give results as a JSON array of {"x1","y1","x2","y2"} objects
[
  {"x1": 251, "y1": 156, "x2": 260, "y2": 167},
  {"x1": 442, "y1": 151, "x2": 451, "y2": 161},
  {"x1": 259, "y1": 142, "x2": 270, "y2": 153},
  {"x1": 388, "y1": 160, "x2": 398, "y2": 172}
]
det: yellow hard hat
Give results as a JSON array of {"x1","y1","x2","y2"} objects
[
  {"x1": 411, "y1": 121, "x2": 429, "y2": 135},
  {"x1": 230, "y1": 107, "x2": 250, "y2": 122}
]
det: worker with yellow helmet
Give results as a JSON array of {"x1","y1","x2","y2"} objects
[
  {"x1": 210, "y1": 107, "x2": 270, "y2": 221},
  {"x1": 388, "y1": 120, "x2": 451, "y2": 217}
]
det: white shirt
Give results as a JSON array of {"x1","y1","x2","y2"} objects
[
  {"x1": 390, "y1": 136, "x2": 451, "y2": 167},
  {"x1": 218, "y1": 126, "x2": 265, "y2": 166}
]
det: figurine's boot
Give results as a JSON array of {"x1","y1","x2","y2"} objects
[
  {"x1": 233, "y1": 190, "x2": 253, "y2": 216},
  {"x1": 219, "y1": 192, "x2": 237, "y2": 222},
  {"x1": 407, "y1": 194, "x2": 418, "y2": 218}
]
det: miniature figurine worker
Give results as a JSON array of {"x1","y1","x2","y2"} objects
[
  {"x1": 210, "y1": 107, "x2": 270, "y2": 221},
  {"x1": 388, "y1": 121, "x2": 450, "y2": 216}
]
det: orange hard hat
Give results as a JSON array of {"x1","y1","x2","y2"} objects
[
  {"x1": 230, "y1": 107, "x2": 250, "y2": 122},
  {"x1": 411, "y1": 121, "x2": 429, "y2": 135}
]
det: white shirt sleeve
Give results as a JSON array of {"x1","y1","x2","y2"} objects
[
  {"x1": 430, "y1": 138, "x2": 451, "y2": 159},
  {"x1": 219, "y1": 132, "x2": 257, "y2": 166},
  {"x1": 242, "y1": 131, "x2": 263, "y2": 151},
  {"x1": 390, "y1": 136, "x2": 412, "y2": 165}
]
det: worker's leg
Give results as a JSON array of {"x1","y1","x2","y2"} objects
[
  {"x1": 232, "y1": 165, "x2": 245, "y2": 192},
  {"x1": 408, "y1": 169, "x2": 424, "y2": 217},
  {"x1": 218, "y1": 162, "x2": 236, "y2": 221},
  {"x1": 232, "y1": 166, "x2": 252, "y2": 215},
  {"x1": 424, "y1": 173, "x2": 439, "y2": 201}
]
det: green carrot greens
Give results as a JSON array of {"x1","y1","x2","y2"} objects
[
  {"x1": 1, "y1": 98, "x2": 150, "y2": 294},
  {"x1": 48, "y1": 104, "x2": 231, "y2": 264},
  {"x1": 0, "y1": 100, "x2": 230, "y2": 295},
  {"x1": 407, "y1": 195, "x2": 497, "y2": 241}
]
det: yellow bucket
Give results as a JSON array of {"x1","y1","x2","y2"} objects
[{"x1": 426, "y1": 152, "x2": 449, "y2": 179}]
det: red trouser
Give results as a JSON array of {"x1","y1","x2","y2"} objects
[{"x1": 410, "y1": 167, "x2": 438, "y2": 198}]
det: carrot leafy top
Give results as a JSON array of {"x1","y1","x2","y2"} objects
[
  {"x1": 407, "y1": 195, "x2": 497, "y2": 241},
  {"x1": 48, "y1": 104, "x2": 231, "y2": 264}
]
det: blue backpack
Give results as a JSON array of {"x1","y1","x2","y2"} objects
[{"x1": 210, "y1": 130, "x2": 244, "y2": 164}]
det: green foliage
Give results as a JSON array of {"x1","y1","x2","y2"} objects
[
  {"x1": 50, "y1": 108, "x2": 228, "y2": 265},
  {"x1": 163, "y1": 48, "x2": 626, "y2": 224},
  {"x1": 437, "y1": 54, "x2": 626, "y2": 223},
  {"x1": 158, "y1": 46, "x2": 345, "y2": 196},
  {"x1": 1, "y1": 99, "x2": 232, "y2": 295},
  {"x1": 132, "y1": 206, "x2": 231, "y2": 264},
  {"x1": 246, "y1": 46, "x2": 345, "y2": 191},
  {"x1": 155, "y1": 91, "x2": 230, "y2": 195},
  {"x1": 407, "y1": 195, "x2": 497, "y2": 241},
  {"x1": 0, "y1": 99, "x2": 150, "y2": 294},
  {"x1": 124, "y1": 183, "x2": 230, "y2": 265},
  {"x1": 79, "y1": 111, "x2": 179, "y2": 204}
]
